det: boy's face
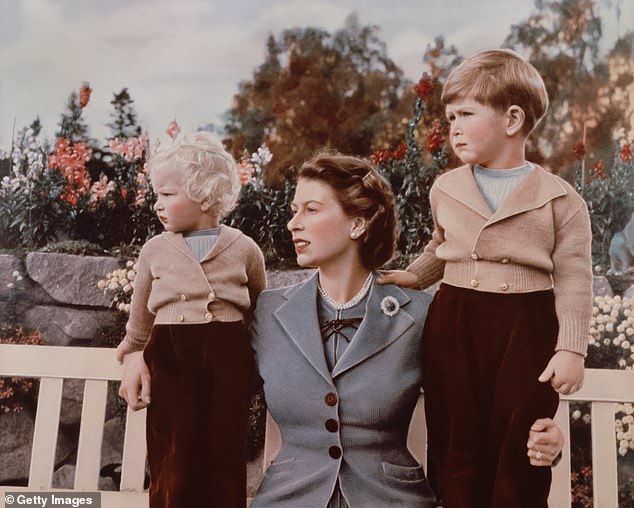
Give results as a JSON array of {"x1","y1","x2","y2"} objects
[
  {"x1": 446, "y1": 97, "x2": 510, "y2": 168},
  {"x1": 151, "y1": 170, "x2": 216, "y2": 233}
]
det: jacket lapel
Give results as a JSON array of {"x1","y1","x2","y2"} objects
[
  {"x1": 487, "y1": 165, "x2": 568, "y2": 225},
  {"x1": 435, "y1": 165, "x2": 492, "y2": 219},
  {"x1": 273, "y1": 272, "x2": 333, "y2": 385},
  {"x1": 331, "y1": 280, "x2": 414, "y2": 378}
]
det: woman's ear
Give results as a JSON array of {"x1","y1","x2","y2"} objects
[
  {"x1": 505, "y1": 105, "x2": 526, "y2": 136},
  {"x1": 350, "y1": 217, "x2": 367, "y2": 239}
]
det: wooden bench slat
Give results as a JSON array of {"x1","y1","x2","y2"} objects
[
  {"x1": 120, "y1": 406, "x2": 148, "y2": 491},
  {"x1": 566, "y1": 368, "x2": 634, "y2": 403},
  {"x1": 75, "y1": 379, "x2": 109, "y2": 490},
  {"x1": 550, "y1": 401, "x2": 572, "y2": 507},
  {"x1": 591, "y1": 402, "x2": 619, "y2": 508},
  {"x1": 28, "y1": 377, "x2": 63, "y2": 489}
]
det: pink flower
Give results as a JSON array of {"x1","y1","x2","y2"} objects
[
  {"x1": 109, "y1": 135, "x2": 147, "y2": 162},
  {"x1": 166, "y1": 120, "x2": 181, "y2": 141},
  {"x1": 237, "y1": 153, "x2": 255, "y2": 185},
  {"x1": 89, "y1": 174, "x2": 116, "y2": 208},
  {"x1": 620, "y1": 143, "x2": 632, "y2": 162}
]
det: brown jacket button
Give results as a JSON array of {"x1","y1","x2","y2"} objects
[
  {"x1": 325, "y1": 393, "x2": 338, "y2": 406},
  {"x1": 325, "y1": 419, "x2": 339, "y2": 432},
  {"x1": 328, "y1": 446, "x2": 342, "y2": 459}
]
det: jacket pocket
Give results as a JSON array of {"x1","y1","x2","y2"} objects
[
  {"x1": 265, "y1": 457, "x2": 295, "y2": 476},
  {"x1": 382, "y1": 462, "x2": 426, "y2": 484}
]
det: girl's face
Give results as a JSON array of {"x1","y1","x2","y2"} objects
[
  {"x1": 446, "y1": 96, "x2": 509, "y2": 168},
  {"x1": 151, "y1": 169, "x2": 217, "y2": 233},
  {"x1": 287, "y1": 178, "x2": 363, "y2": 270}
]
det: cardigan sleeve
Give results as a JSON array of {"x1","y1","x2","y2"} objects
[
  {"x1": 122, "y1": 243, "x2": 156, "y2": 350},
  {"x1": 245, "y1": 240, "x2": 267, "y2": 318},
  {"x1": 406, "y1": 185, "x2": 446, "y2": 289},
  {"x1": 551, "y1": 195, "x2": 593, "y2": 355}
]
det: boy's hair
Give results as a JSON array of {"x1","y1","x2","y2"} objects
[
  {"x1": 298, "y1": 153, "x2": 397, "y2": 270},
  {"x1": 148, "y1": 132, "x2": 240, "y2": 218},
  {"x1": 442, "y1": 48, "x2": 549, "y2": 135}
]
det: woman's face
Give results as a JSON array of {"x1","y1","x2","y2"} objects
[{"x1": 287, "y1": 178, "x2": 362, "y2": 270}]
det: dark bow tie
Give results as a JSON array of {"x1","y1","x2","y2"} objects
[{"x1": 320, "y1": 317, "x2": 363, "y2": 343}]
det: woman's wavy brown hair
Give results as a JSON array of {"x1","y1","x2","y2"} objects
[{"x1": 298, "y1": 152, "x2": 398, "y2": 269}]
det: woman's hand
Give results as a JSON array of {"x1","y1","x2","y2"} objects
[
  {"x1": 118, "y1": 351, "x2": 151, "y2": 411},
  {"x1": 527, "y1": 418, "x2": 564, "y2": 466}
]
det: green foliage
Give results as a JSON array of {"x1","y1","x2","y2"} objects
[{"x1": 577, "y1": 146, "x2": 634, "y2": 269}]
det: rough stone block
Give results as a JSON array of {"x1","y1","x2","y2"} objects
[{"x1": 26, "y1": 252, "x2": 122, "y2": 307}]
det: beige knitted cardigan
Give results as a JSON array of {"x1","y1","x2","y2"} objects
[{"x1": 407, "y1": 164, "x2": 592, "y2": 355}]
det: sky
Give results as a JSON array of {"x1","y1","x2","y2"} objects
[{"x1": 0, "y1": 0, "x2": 632, "y2": 151}]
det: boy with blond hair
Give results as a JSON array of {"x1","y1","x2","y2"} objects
[
  {"x1": 116, "y1": 132, "x2": 266, "y2": 508},
  {"x1": 380, "y1": 49, "x2": 592, "y2": 507}
]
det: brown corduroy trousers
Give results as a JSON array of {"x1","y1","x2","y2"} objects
[
  {"x1": 422, "y1": 284, "x2": 559, "y2": 508},
  {"x1": 143, "y1": 322, "x2": 252, "y2": 508}
]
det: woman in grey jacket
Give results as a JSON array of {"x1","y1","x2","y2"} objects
[{"x1": 249, "y1": 153, "x2": 563, "y2": 508}]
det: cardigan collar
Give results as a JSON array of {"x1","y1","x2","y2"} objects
[
  {"x1": 160, "y1": 225, "x2": 242, "y2": 263},
  {"x1": 273, "y1": 271, "x2": 415, "y2": 383},
  {"x1": 435, "y1": 164, "x2": 569, "y2": 225}
]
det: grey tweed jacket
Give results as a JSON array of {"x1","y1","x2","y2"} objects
[{"x1": 250, "y1": 272, "x2": 436, "y2": 508}]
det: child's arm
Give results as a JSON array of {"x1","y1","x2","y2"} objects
[
  {"x1": 118, "y1": 351, "x2": 151, "y2": 411},
  {"x1": 245, "y1": 241, "x2": 267, "y2": 306},
  {"x1": 378, "y1": 185, "x2": 445, "y2": 289},
  {"x1": 538, "y1": 350, "x2": 584, "y2": 394}
]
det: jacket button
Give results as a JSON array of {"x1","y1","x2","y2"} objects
[
  {"x1": 325, "y1": 419, "x2": 339, "y2": 432},
  {"x1": 177, "y1": 314, "x2": 185, "y2": 322},
  {"x1": 179, "y1": 294, "x2": 187, "y2": 301},
  {"x1": 501, "y1": 258, "x2": 510, "y2": 264},
  {"x1": 500, "y1": 282, "x2": 509, "y2": 291},
  {"x1": 470, "y1": 252, "x2": 479, "y2": 260},
  {"x1": 205, "y1": 312, "x2": 213, "y2": 320},
  {"x1": 324, "y1": 393, "x2": 338, "y2": 406},
  {"x1": 328, "y1": 446, "x2": 342, "y2": 459},
  {"x1": 470, "y1": 279, "x2": 479, "y2": 288}
]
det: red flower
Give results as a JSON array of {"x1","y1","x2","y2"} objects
[
  {"x1": 370, "y1": 149, "x2": 391, "y2": 165},
  {"x1": 392, "y1": 143, "x2": 407, "y2": 160},
  {"x1": 620, "y1": 142, "x2": 632, "y2": 162},
  {"x1": 572, "y1": 142, "x2": 585, "y2": 161},
  {"x1": 79, "y1": 82, "x2": 92, "y2": 109},
  {"x1": 48, "y1": 138, "x2": 92, "y2": 206},
  {"x1": 592, "y1": 160, "x2": 605, "y2": 179},
  {"x1": 426, "y1": 120, "x2": 446, "y2": 153},
  {"x1": 414, "y1": 76, "x2": 434, "y2": 100}
]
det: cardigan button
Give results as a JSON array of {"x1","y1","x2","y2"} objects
[
  {"x1": 325, "y1": 419, "x2": 339, "y2": 433},
  {"x1": 179, "y1": 294, "x2": 187, "y2": 301},
  {"x1": 324, "y1": 393, "x2": 338, "y2": 406},
  {"x1": 470, "y1": 252, "x2": 479, "y2": 260},
  {"x1": 500, "y1": 282, "x2": 509, "y2": 291},
  {"x1": 207, "y1": 291, "x2": 215, "y2": 302},
  {"x1": 501, "y1": 258, "x2": 510, "y2": 264},
  {"x1": 204, "y1": 312, "x2": 213, "y2": 320},
  {"x1": 470, "y1": 279, "x2": 479, "y2": 288},
  {"x1": 328, "y1": 446, "x2": 342, "y2": 459},
  {"x1": 177, "y1": 314, "x2": 185, "y2": 322}
]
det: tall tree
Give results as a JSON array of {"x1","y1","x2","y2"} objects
[
  {"x1": 503, "y1": 0, "x2": 633, "y2": 177},
  {"x1": 223, "y1": 14, "x2": 411, "y2": 183},
  {"x1": 108, "y1": 88, "x2": 142, "y2": 139}
]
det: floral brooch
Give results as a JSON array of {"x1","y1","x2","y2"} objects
[{"x1": 380, "y1": 296, "x2": 400, "y2": 317}]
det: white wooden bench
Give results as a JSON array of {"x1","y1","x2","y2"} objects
[{"x1": 1, "y1": 344, "x2": 633, "y2": 507}]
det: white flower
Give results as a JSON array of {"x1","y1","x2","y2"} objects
[{"x1": 380, "y1": 296, "x2": 400, "y2": 317}]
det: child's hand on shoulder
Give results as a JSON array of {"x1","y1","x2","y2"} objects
[
  {"x1": 377, "y1": 270, "x2": 419, "y2": 288},
  {"x1": 538, "y1": 350, "x2": 584, "y2": 394}
]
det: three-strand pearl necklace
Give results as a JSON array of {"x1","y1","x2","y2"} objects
[{"x1": 317, "y1": 272, "x2": 373, "y2": 310}]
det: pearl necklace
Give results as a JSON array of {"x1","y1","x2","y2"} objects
[{"x1": 318, "y1": 272, "x2": 373, "y2": 310}]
